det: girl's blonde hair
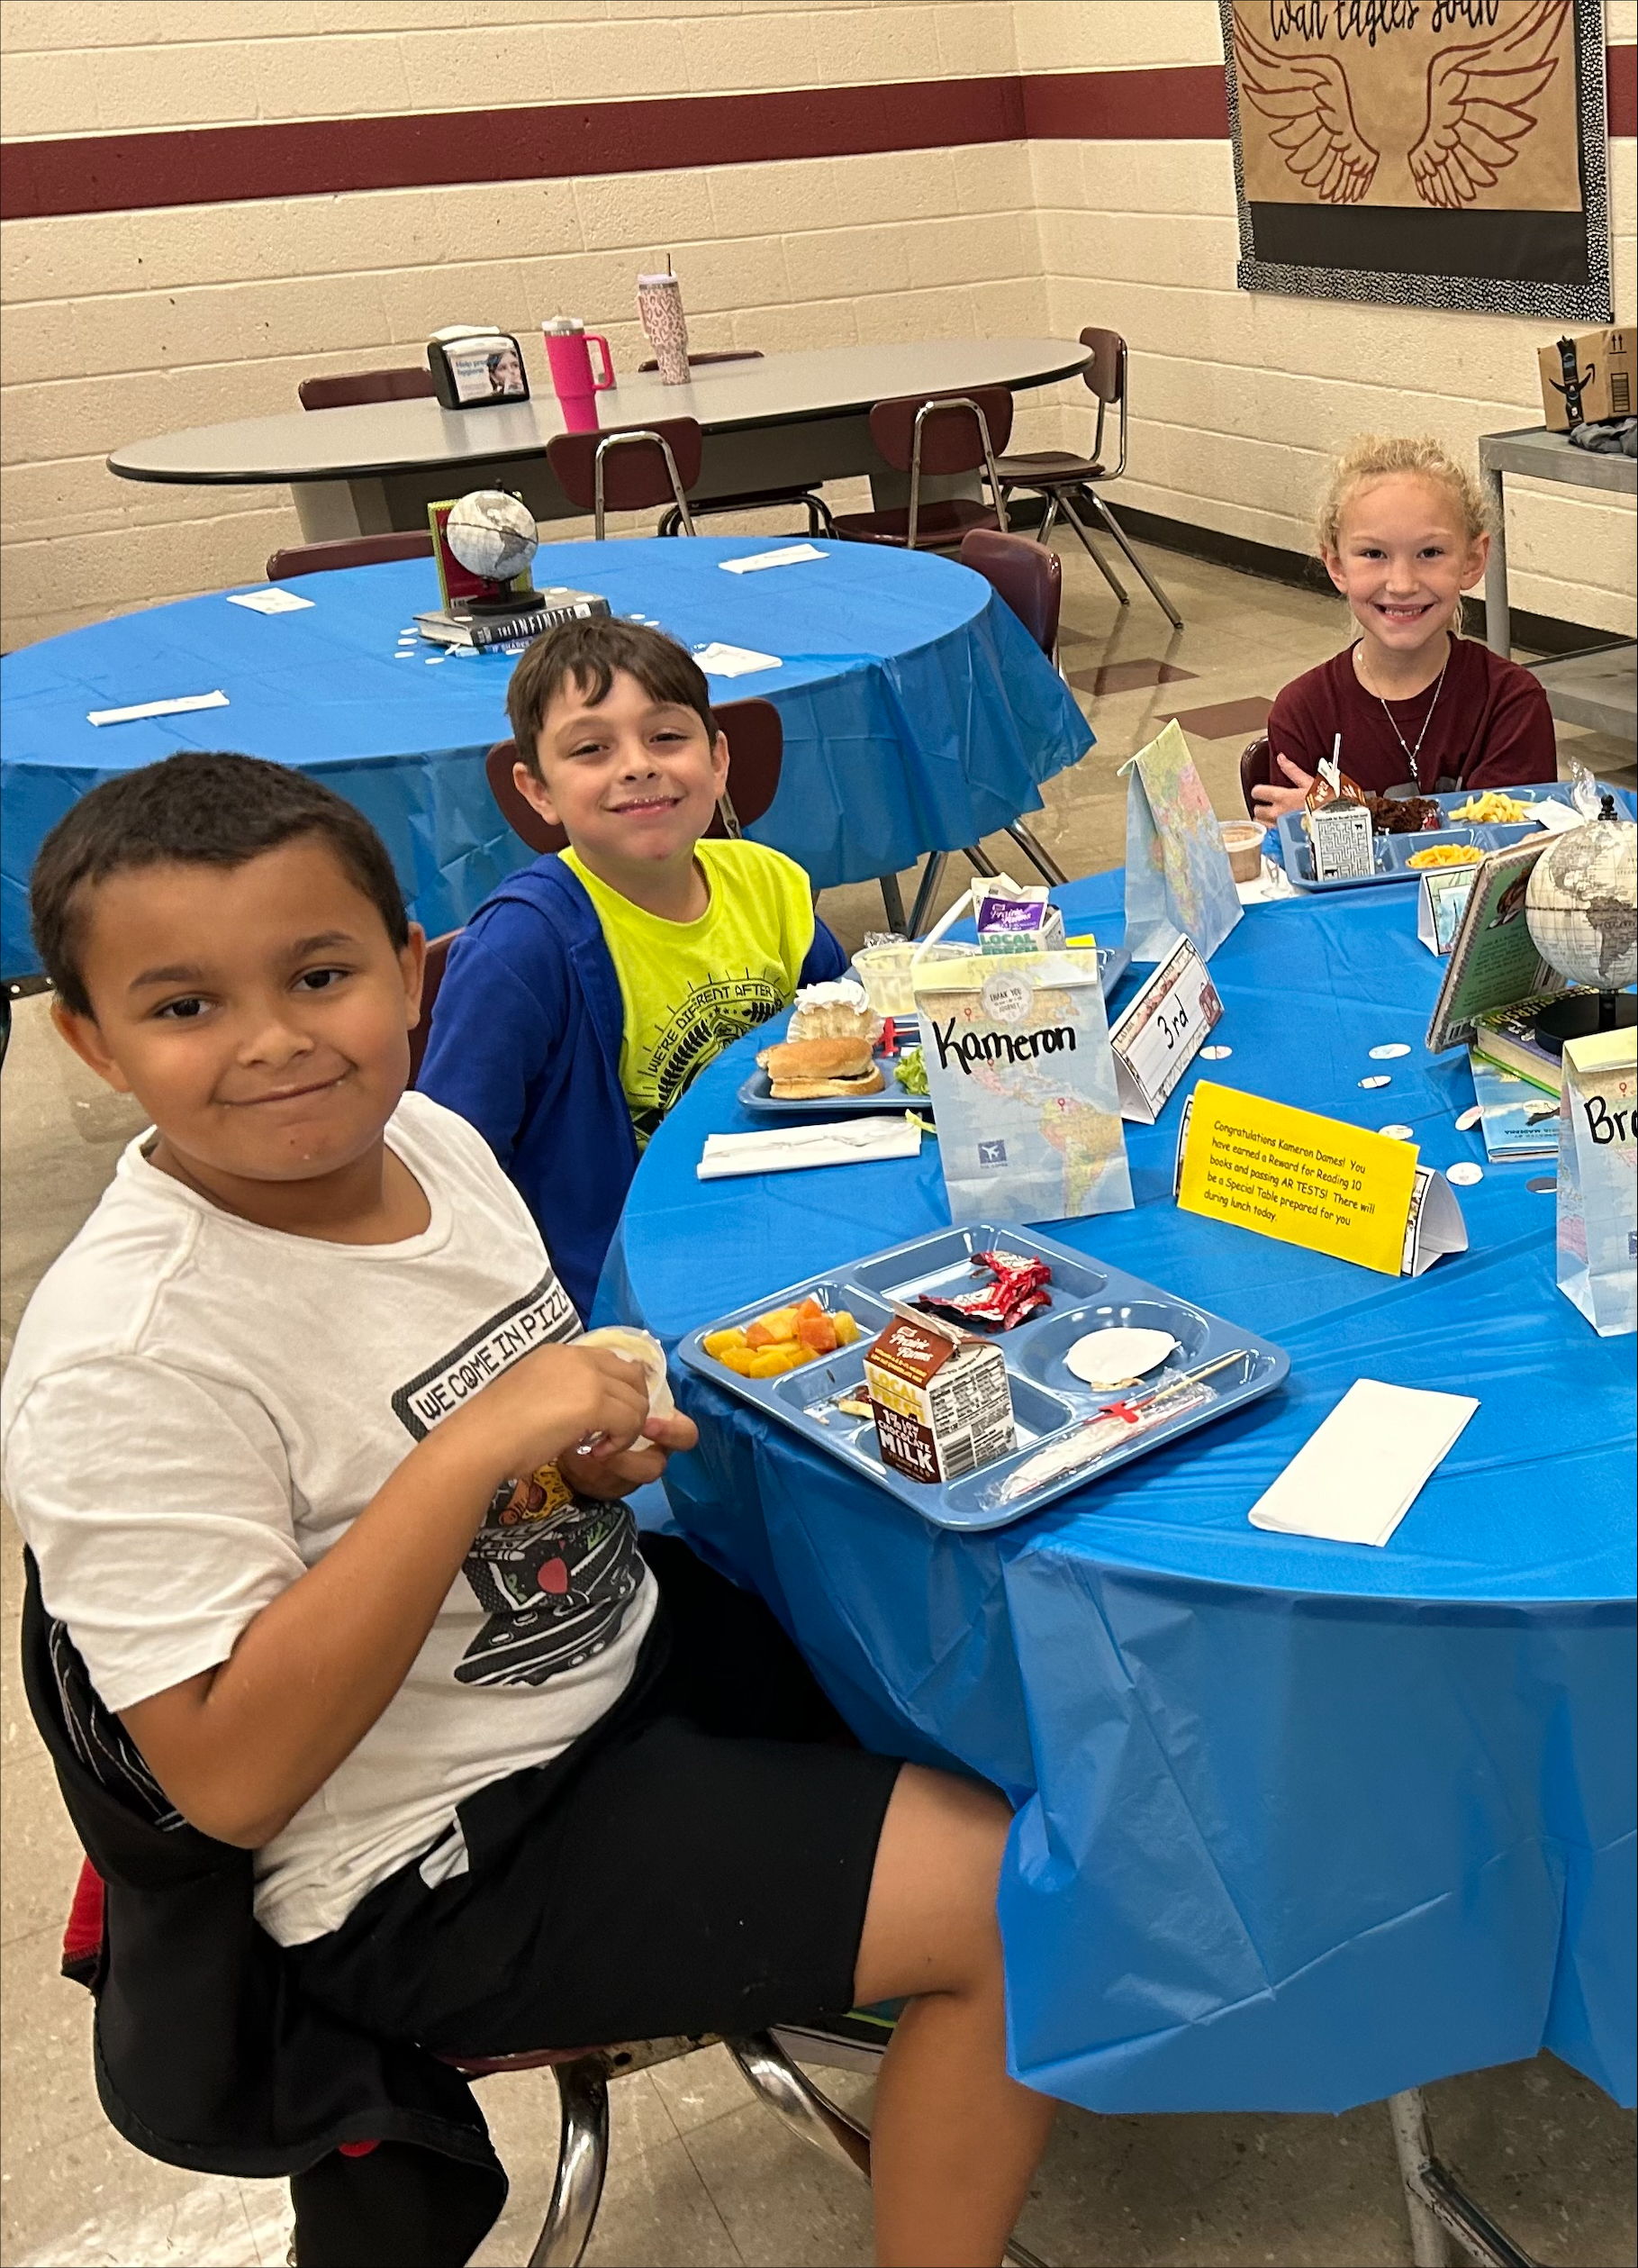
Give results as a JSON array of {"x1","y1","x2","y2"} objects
[{"x1": 1317, "y1": 434, "x2": 1490, "y2": 554}]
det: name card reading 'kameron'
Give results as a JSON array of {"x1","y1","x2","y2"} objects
[{"x1": 1173, "y1": 1082, "x2": 1466, "y2": 1278}]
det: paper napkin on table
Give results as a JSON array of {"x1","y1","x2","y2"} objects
[
  {"x1": 1529, "y1": 800, "x2": 1584, "y2": 833},
  {"x1": 226, "y1": 587, "x2": 314, "y2": 614},
  {"x1": 1236, "y1": 857, "x2": 1299, "y2": 907},
  {"x1": 692, "y1": 642, "x2": 782, "y2": 678},
  {"x1": 87, "y1": 690, "x2": 230, "y2": 728},
  {"x1": 1248, "y1": 1378, "x2": 1477, "y2": 1547},
  {"x1": 698, "y1": 1117, "x2": 921, "y2": 1181},
  {"x1": 718, "y1": 544, "x2": 826, "y2": 575}
]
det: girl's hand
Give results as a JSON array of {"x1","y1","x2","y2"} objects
[
  {"x1": 559, "y1": 1410, "x2": 700, "y2": 1501},
  {"x1": 1251, "y1": 754, "x2": 1316, "y2": 821}
]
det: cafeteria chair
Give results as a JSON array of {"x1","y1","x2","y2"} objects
[
  {"x1": 891, "y1": 530, "x2": 1072, "y2": 934},
  {"x1": 546, "y1": 420, "x2": 701, "y2": 540},
  {"x1": 832, "y1": 390, "x2": 1013, "y2": 551},
  {"x1": 1240, "y1": 732, "x2": 1274, "y2": 816},
  {"x1": 635, "y1": 350, "x2": 839, "y2": 540},
  {"x1": 297, "y1": 367, "x2": 436, "y2": 410},
  {"x1": 484, "y1": 695, "x2": 785, "y2": 857},
  {"x1": 992, "y1": 328, "x2": 1184, "y2": 632},
  {"x1": 407, "y1": 932, "x2": 457, "y2": 1084},
  {"x1": 265, "y1": 532, "x2": 434, "y2": 578}
]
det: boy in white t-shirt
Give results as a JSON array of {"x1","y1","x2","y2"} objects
[{"x1": 2, "y1": 754, "x2": 1054, "y2": 2266}]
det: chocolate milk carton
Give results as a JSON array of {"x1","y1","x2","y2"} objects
[{"x1": 864, "y1": 1312, "x2": 1015, "y2": 1484}]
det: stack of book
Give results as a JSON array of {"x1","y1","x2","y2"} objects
[
  {"x1": 415, "y1": 587, "x2": 611, "y2": 651},
  {"x1": 1471, "y1": 987, "x2": 1600, "y2": 1099}
]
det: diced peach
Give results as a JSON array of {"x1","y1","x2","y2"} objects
[
  {"x1": 832, "y1": 1311, "x2": 861, "y2": 1347},
  {"x1": 702, "y1": 1327, "x2": 748, "y2": 1360},
  {"x1": 719, "y1": 1347, "x2": 761, "y2": 1376},
  {"x1": 748, "y1": 1347, "x2": 801, "y2": 1378}
]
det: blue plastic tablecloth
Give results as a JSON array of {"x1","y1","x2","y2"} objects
[
  {"x1": 0, "y1": 537, "x2": 1090, "y2": 978},
  {"x1": 602, "y1": 871, "x2": 1636, "y2": 2117}
]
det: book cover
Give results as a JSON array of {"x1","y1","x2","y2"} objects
[
  {"x1": 414, "y1": 589, "x2": 610, "y2": 649},
  {"x1": 1425, "y1": 835, "x2": 1561, "y2": 1054},
  {"x1": 1467, "y1": 1047, "x2": 1561, "y2": 1157},
  {"x1": 1471, "y1": 988, "x2": 1600, "y2": 1097}
]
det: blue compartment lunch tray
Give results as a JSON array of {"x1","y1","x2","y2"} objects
[
  {"x1": 1273, "y1": 785, "x2": 1633, "y2": 894},
  {"x1": 737, "y1": 948, "x2": 1133, "y2": 1115},
  {"x1": 676, "y1": 1221, "x2": 1289, "y2": 1532}
]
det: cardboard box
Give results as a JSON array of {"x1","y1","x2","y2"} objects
[
  {"x1": 864, "y1": 1314, "x2": 1016, "y2": 1484},
  {"x1": 1537, "y1": 328, "x2": 1633, "y2": 431},
  {"x1": 1310, "y1": 800, "x2": 1376, "y2": 883}
]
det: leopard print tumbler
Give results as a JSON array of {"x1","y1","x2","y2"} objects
[{"x1": 637, "y1": 272, "x2": 690, "y2": 386}]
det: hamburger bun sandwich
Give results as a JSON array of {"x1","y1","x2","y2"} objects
[{"x1": 756, "y1": 1037, "x2": 885, "y2": 1101}]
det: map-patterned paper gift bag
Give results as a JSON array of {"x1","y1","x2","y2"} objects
[
  {"x1": 1122, "y1": 719, "x2": 1243, "y2": 964},
  {"x1": 1557, "y1": 1029, "x2": 1637, "y2": 1338},
  {"x1": 912, "y1": 948, "x2": 1133, "y2": 1227}
]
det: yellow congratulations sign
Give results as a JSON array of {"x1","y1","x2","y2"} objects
[{"x1": 1177, "y1": 1082, "x2": 1418, "y2": 1277}]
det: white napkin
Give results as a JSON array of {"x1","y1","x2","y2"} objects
[
  {"x1": 692, "y1": 642, "x2": 782, "y2": 678},
  {"x1": 698, "y1": 1117, "x2": 921, "y2": 1181},
  {"x1": 1248, "y1": 1378, "x2": 1477, "y2": 1547},
  {"x1": 1529, "y1": 800, "x2": 1584, "y2": 833},
  {"x1": 226, "y1": 587, "x2": 313, "y2": 614},
  {"x1": 718, "y1": 544, "x2": 826, "y2": 575},
  {"x1": 87, "y1": 690, "x2": 229, "y2": 727}
]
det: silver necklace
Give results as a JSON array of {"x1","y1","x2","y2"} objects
[{"x1": 1362, "y1": 649, "x2": 1448, "y2": 791}]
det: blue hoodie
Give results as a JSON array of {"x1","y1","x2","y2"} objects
[{"x1": 417, "y1": 854, "x2": 846, "y2": 1319}]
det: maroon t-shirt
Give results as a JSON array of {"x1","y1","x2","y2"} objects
[{"x1": 1264, "y1": 637, "x2": 1556, "y2": 797}]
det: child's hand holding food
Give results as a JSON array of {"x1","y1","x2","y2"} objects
[{"x1": 447, "y1": 1341, "x2": 655, "y2": 1491}]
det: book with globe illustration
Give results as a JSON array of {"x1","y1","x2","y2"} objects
[{"x1": 1425, "y1": 836, "x2": 1561, "y2": 1056}]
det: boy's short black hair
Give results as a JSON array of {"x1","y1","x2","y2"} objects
[
  {"x1": 32, "y1": 751, "x2": 409, "y2": 1017},
  {"x1": 507, "y1": 616, "x2": 715, "y2": 779}
]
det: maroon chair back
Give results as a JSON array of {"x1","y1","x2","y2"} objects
[
  {"x1": 1239, "y1": 734, "x2": 1274, "y2": 817},
  {"x1": 298, "y1": 367, "x2": 435, "y2": 411},
  {"x1": 485, "y1": 700, "x2": 781, "y2": 855},
  {"x1": 1078, "y1": 327, "x2": 1126, "y2": 407},
  {"x1": 868, "y1": 388, "x2": 1014, "y2": 475},
  {"x1": 266, "y1": 531, "x2": 434, "y2": 579},
  {"x1": 637, "y1": 349, "x2": 763, "y2": 374},
  {"x1": 958, "y1": 530, "x2": 1061, "y2": 658},
  {"x1": 546, "y1": 420, "x2": 704, "y2": 514},
  {"x1": 408, "y1": 930, "x2": 457, "y2": 1084}
]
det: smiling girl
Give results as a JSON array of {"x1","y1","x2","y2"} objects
[{"x1": 1252, "y1": 435, "x2": 1556, "y2": 821}]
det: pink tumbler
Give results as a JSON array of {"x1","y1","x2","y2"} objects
[{"x1": 543, "y1": 317, "x2": 614, "y2": 431}]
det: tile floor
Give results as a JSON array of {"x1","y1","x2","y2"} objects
[{"x1": 2, "y1": 534, "x2": 1633, "y2": 2267}]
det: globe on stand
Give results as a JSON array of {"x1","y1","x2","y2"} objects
[
  {"x1": 445, "y1": 489, "x2": 542, "y2": 612},
  {"x1": 1525, "y1": 794, "x2": 1638, "y2": 1052}
]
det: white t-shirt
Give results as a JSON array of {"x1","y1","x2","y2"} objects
[{"x1": 0, "y1": 1091, "x2": 656, "y2": 1946}]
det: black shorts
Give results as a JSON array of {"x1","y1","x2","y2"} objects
[{"x1": 290, "y1": 1538, "x2": 904, "y2": 2056}]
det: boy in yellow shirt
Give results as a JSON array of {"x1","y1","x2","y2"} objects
[{"x1": 418, "y1": 620, "x2": 846, "y2": 1315}]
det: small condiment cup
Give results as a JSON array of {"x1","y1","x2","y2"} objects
[{"x1": 1219, "y1": 820, "x2": 1266, "y2": 884}]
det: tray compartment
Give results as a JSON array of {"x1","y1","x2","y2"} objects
[
  {"x1": 1380, "y1": 827, "x2": 1482, "y2": 873},
  {"x1": 1013, "y1": 1297, "x2": 1213, "y2": 1388},
  {"x1": 853, "y1": 1223, "x2": 1108, "y2": 1309},
  {"x1": 696, "y1": 1282, "x2": 894, "y2": 1377}
]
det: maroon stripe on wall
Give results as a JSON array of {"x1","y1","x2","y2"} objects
[{"x1": 1, "y1": 58, "x2": 1630, "y2": 222}]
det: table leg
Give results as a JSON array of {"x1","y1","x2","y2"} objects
[
  {"x1": 1482, "y1": 467, "x2": 1509, "y2": 657},
  {"x1": 1387, "y1": 2087, "x2": 1539, "y2": 2268}
]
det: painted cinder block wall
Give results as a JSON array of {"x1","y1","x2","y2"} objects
[
  {"x1": 1, "y1": 0, "x2": 1633, "y2": 651},
  {"x1": 1018, "y1": 1, "x2": 1637, "y2": 639}
]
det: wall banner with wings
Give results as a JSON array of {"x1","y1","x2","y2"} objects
[{"x1": 1221, "y1": 0, "x2": 1612, "y2": 318}]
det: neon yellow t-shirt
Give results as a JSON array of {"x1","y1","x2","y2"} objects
[{"x1": 562, "y1": 840, "x2": 817, "y2": 1147}]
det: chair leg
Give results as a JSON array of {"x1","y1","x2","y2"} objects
[
  {"x1": 963, "y1": 842, "x2": 1002, "y2": 879},
  {"x1": 1387, "y1": 2088, "x2": 1539, "y2": 2268},
  {"x1": 1004, "y1": 821, "x2": 1069, "y2": 887},
  {"x1": 725, "y1": 2033, "x2": 1051, "y2": 2268},
  {"x1": 1036, "y1": 492, "x2": 1063, "y2": 547},
  {"x1": 529, "y1": 2057, "x2": 610, "y2": 2268},
  {"x1": 906, "y1": 854, "x2": 946, "y2": 939},
  {"x1": 1055, "y1": 493, "x2": 1130, "y2": 607},
  {"x1": 807, "y1": 495, "x2": 840, "y2": 539},
  {"x1": 879, "y1": 874, "x2": 909, "y2": 933},
  {"x1": 1083, "y1": 492, "x2": 1184, "y2": 631}
]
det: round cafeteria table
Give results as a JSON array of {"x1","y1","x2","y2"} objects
[
  {"x1": 0, "y1": 537, "x2": 1090, "y2": 982},
  {"x1": 601, "y1": 868, "x2": 1635, "y2": 2119}
]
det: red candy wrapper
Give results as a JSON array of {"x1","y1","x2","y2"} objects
[{"x1": 915, "y1": 1248, "x2": 1052, "y2": 1333}]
